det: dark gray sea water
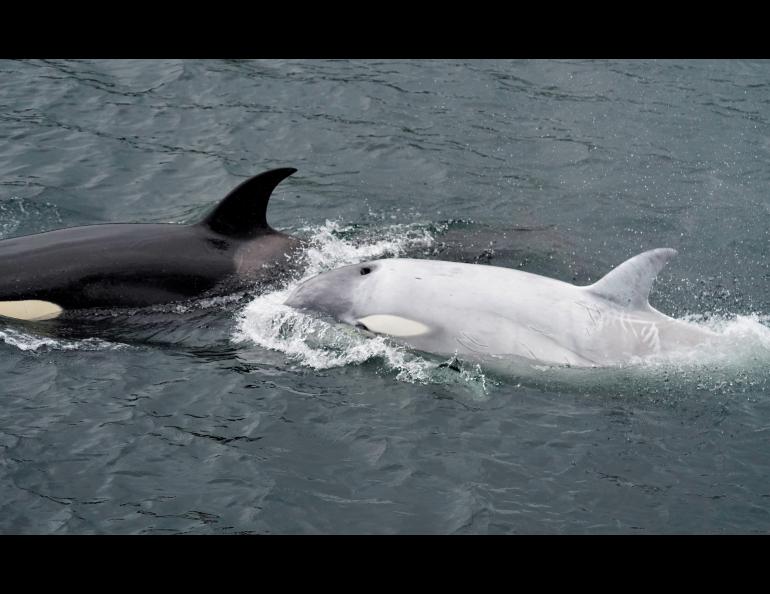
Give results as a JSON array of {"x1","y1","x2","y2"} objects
[{"x1": 2, "y1": 59, "x2": 770, "y2": 534}]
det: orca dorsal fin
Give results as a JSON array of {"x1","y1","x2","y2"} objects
[
  {"x1": 200, "y1": 167, "x2": 297, "y2": 238},
  {"x1": 586, "y1": 248, "x2": 677, "y2": 309}
]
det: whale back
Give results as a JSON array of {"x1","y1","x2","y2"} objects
[{"x1": 0, "y1": 168, "x2": 302, "y2": 319}]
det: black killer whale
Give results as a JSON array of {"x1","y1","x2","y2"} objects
[{"x1": 0, "y1": 168, "x2": 303, "y2": 321}]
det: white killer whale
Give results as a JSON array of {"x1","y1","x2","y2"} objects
[{"x1": 284, "y1": 248, "x2": 720, "y2": 367}]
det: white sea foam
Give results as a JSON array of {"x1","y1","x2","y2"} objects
[
  {"x1": 0, "y1": 327, "x2": 126, "y2": 352},
  {"x1": 297, "y1": 219, "x2": 437, "y2": 275}
]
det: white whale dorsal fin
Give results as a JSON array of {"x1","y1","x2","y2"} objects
[
  {"x1": 586, "y1": 248, "x2": 677, "y2": 309},
  {"x1": 0, "y1": 300, "x2": 63, "y2": 321}
]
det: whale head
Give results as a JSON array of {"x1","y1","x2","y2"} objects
[
  {"x1": 285, "y1": 259, "x2": 438, "y2": 337},
  {"x1": 285, "y1": 261, "x2": 380, "y2": 325}
]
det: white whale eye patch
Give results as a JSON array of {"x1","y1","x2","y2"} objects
[
  {"x1": 0, "y1": 300, "x2": 63, "y2": 321},
  {"x1": 355, "y1": 314, "x2": 430, "y2": 337}
]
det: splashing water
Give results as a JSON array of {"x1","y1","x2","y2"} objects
[
  {"x1": 0, "y1": 196, "x2": 65, "y2": 239},
  {"x1": 298, "y1": 219, "x2": 438, "y2": 274},
  {"x1": 0, "y1": 327, "x2": 126, "y2": 352}
]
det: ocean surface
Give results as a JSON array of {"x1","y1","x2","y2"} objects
[{"x1": 1, "y1": 59, "x2": 770, "y2": 534}]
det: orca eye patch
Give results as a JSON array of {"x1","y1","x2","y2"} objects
[{"x1": 360, "y1": 267, "x2": 372, "y2": 276}]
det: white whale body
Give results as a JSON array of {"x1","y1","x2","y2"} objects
[{"x1": 284, "y1": 248, "x2": 721, "y2": 367}]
